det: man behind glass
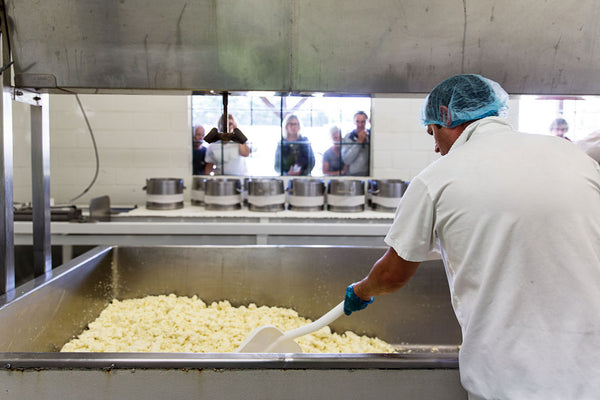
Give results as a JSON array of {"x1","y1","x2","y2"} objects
[{"x1": 342, "y1": 111, "x2": 370, "y2": 176}]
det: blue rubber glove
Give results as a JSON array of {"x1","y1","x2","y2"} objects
[{"x1": 343, "y1": 284, "x2": 374, "y2": 316}]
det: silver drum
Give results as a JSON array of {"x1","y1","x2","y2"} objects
[
  {"x1": 204, "y1": 178, "x2": 243, "y2": 210},
  {"x1": 370, "y1": 179, "x2": 408, "y2": 212},
  {"x1": 287, "y1": 179, "x2": 326, "y2": 211},
  {"x1": 327, "y1": 179, "x2": 365, "y2": 212},
  {"x1": 247, "y1": 178, "x2": 285, "y2": 212},
  {"x1": 191, "y1": 176, "x2": 206, "y2": 206},
  {"x1": 143, "y1": 178, "x2": 185, "y2": 210}
]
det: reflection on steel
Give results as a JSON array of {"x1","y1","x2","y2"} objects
[
  {"x1": 0, "y1": 245, "x2": 461, "y2": 352},
  {"x1": 3, "y1": 0, "x2": 600, "y2": 94},
  {"x1": 0, "y1": 86, "x2": 15, "y2": 295},
  {"x1": 0, "y1": 351, "x2": 458, "y2": 370},
  {"x1": 0, "y1": 245, "x2": 464, "y2": 399}
]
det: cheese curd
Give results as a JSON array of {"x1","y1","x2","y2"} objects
[{"x1": 61, "y1": 294, "x2": 396, "y2": 353}]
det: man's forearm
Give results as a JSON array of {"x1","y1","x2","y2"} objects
[{"x1": 353, "y1": 247, "x2": 420, "y2": 301}]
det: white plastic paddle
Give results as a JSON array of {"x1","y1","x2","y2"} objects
[{"x1": 236, "y1": 301, "x2": 345, "y2": 353}]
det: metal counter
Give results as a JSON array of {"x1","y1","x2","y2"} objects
[
  {"x1": 0, "y1": 245, "x2": 466, "y2": 399},
  {"x1": 13, "y1": 207, "x2": 397, "y2": 247}
]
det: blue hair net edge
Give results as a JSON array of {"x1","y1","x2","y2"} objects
[{"x1": 418, "y1": 74, "x2": 509, "y2": 127}]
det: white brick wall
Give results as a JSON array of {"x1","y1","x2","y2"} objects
[{"x1": 11, "y1": 94, "x2": 520, "y2": 206}]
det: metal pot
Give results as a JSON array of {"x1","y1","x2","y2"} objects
[
  {"x1": 204, "y1": 178, "x2": 243, "y2": 210},
  {"x1": 247, "y1": 178, "x2": 285, "y2": 212},
  {"x1": 287, "y1": 179, "x2": 326, "y2": 211},
  {"x1": 327, "y1": 179, "x2": 365, "y2": 212},
  {"x1": 367, "y1": 179, "x2": 376, "y2": 207},
  {"x1": 191, "y1": 176, "x2": 206, "y2": 206},
  {"x1": 143, "y1": 178, "x2": 185, "y2": 210},
  {"x1": 369, "y1": 179, "x2": 407, "y2": 212}
]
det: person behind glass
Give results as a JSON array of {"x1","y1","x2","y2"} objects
[
  {"x1": 274, "y1": 114, "x2": 315, "y2": 176},
  {"x1": 205, "y1": 114, "x2": 251, "y2": 175},
  {"x1": 192, "y1": 125, "x2": 207, "y2": 175},
  {"x1": 549, "y1": 117, "x2": 571, "y2": 141},
  {"x1": 575, "y1": 129, "x2": 600, "y2": 164},
  {"x1": 322, "y1": 126, "x2": 348, "y2": 176},
  {"x1": 342, "y1": 111, "x2": 370, "y2": 176}
]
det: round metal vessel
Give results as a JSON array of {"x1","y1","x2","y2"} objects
[
  {"x1": 370, "y1": 179, "x2": 408, "y2": 212},
  {"x1": 204, "y1": 178, "x2": 243, "y2": 210},
  {"x1": 367, "y1": 179, "x2": 376, "y2": 207},
  {"x1": 247, "y1": 178, "x2": 285, "y2": 212},
  {"x1": 190, "y1": 176, "x2": 206, "y2": 206},
  {"x1": 327, "y1": 179, "x2": 365, "y2": 212},
  {"x1": 143, "y1": 178, "x2": 184, "y2": 210},
  {"x1": 287, "y1": 179, "x2": 326, "y2": 211}
]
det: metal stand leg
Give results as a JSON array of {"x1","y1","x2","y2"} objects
[
  {"x1": 0, "y1": 86, "x2": 14, "y2": 295},
  {"x1": 30, "y1": 94, "x2": 52, "y2": 277}
]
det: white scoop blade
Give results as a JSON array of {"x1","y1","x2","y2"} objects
[
  {"x1": 236, "y1": 325, "x2": 302, "y2": 353},
  {"x1": 235, "y1": 301, "x2": 344, "y2": 353}
]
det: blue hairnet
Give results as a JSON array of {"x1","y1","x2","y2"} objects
[{"x1": 420, "y1": 74, "x2": 509, "y2": 128}]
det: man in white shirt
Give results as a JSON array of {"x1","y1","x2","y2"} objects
[
  {"x1": 205, "y1": 114, "x2": 251, "y2": 175},
  {"x1": 341, "y1": 111, "x2": 370, "y2": 176},
  {"x1": 343, "y1": 74, "x2": 600, "y2": 400},
  {"x1": 575, "y1": 129, "x2": 600, "y2": 163}
]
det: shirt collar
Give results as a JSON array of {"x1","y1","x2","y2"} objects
[{"x1": 448, "y1": 116, "x2": 512, "y2": 153}]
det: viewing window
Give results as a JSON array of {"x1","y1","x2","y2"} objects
[
  {"x1": 191, "y1": 92, "x2": 372, "y2": 177},
  {"x1": 518, "y1": 95, "x2": 600, "y2": 141}
]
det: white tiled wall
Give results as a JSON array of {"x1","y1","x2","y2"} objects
[{"x1": 12, "y1": 94, "x2": 519, "y2": 206}]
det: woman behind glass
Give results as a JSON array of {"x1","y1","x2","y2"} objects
[
  {"x1": 322, "y1": 126, "x2": 348, "y2": 176},
  {"x1": 274, "y1": 114, "x2": 315, "y2": 176}
]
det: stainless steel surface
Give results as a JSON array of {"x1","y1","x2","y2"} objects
[
  {"x1": 327, "y1": 179, "x2": 366, "y2": 213},
  {"x1": 371, "y1": 179, "x2": 408, "y2": 197},
  {"x1": 2, "y1": 0, "x2": 600, "y2": 95},
  {"x1": 191, "y1": 176, "x2": 206, "y2": 206},
  {"x1": 1, "y1": 368, "x2": 466, "y2": 400},
  {"x1": 247, "y1": 178, "x2": 285, "y2": 212},
  {"x1": 144, "y1": 178, "x2": 185, "y2": 194},
  {"x1": 0, "y1": 245, "x2": 464, "y2": 399},
  {"x1": 204, "y1": 178, "x2": 242, "y2": 210},
  {"x1": 13, "y1": 218, "x2": 396, "y2": 247},
  {"x1": 30, "y1": 94, "x2": 52, "y2": 277},
  {"x1": 287, "y1": 179, "x2": 325, "y2": 212},
  {"x1": 1, "y1": 86, "x2": 15, "y2": 295},
  {"x1": 89, "y1": 195, "x2": 111, "y2": 222},
  {"x1": 0, "y1": 245, "x2": 461, "y2": 353},
  {"x1": 143, "y1": 178, "x2": 184, "y2": 210},
  {"x1": 247, "y1": 178, "x2": 284, "y2": 195},
  {"x1": 370, "y1": 179, "x2": 408, "y2": 212}
]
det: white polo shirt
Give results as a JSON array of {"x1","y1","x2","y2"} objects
[
  {"x1": 575, "y1": 129, "x2": 600, "y2": 163},
  {"x1": 205, "y1": 142, "x2": 247, "y2": 175},
  {"x1": 385, "y1": 117, "x2": 600, "y2": 399}
]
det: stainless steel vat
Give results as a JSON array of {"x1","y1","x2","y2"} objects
[
  {"x1": 247, "y1": 178, "x2": 285, "y2": 212},
  {"x1": 370, "y1": 179, "x2": 408, "y2": 212},
  {"x1": 143, "y1": 178, "x2": 185, "y2": 210},
  {"x1": 287, "y1": 179, "x2": 326, "y2": 211},
  {"x1": 204, "y1": 178, "x2": 243, "y2": 210},
  {"x1": 0, "y1": 245, "x2": 465, "y2": 399},
  {"x1": 190, "y1": 176, "x2": 206, "y2": 206},
  {"x1": 327, "y1": 179, "x2": 366, "y2": 212}
]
